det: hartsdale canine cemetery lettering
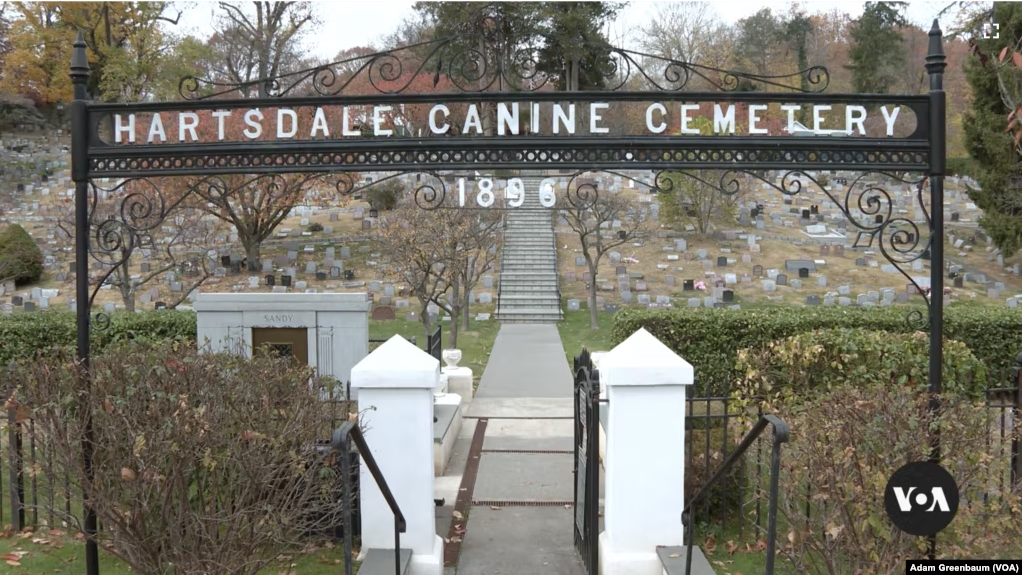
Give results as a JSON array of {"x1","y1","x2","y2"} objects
[{"x1": 111, "y1": 102, "x2": 911, "y2": 143}]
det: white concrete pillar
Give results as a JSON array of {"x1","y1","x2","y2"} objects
[
  {"x1": 351, "y1": 335, "x2": 443, "y2": 575},
  {"x1": 441, "y1": 348, "x2": 473, "y2": 405},
  {"x1": 598, "y1": 328, "x2": 694, "y2": 575}
]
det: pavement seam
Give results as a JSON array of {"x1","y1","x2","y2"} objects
[
  {"x1": 480, "y1": 448, "x2": 573, "y2": 454},
  {"x1": 443, "y1": 417, "x2": 487, "y2": 569}
]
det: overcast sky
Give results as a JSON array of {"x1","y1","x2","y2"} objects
[{"x1": 175, "y1": 1, "x2": 960, "y2": 63}]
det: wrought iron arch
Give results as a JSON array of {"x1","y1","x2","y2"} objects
[{"x1": 67, "y1": 15, "x2": 951, "y2": 573}]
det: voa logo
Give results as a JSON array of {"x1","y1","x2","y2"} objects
[
  {"x1": 883, "y1": 461, "x2": 960, "y2": 537},
  {"x1": 891, "y1": 486, "x2": 951, "y2": 513}
]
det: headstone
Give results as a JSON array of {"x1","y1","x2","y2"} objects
[
  {"x1": 635, "y1": 281, "x2": 648, "y2": 292},
  {"x1": 762, "y1": 280, "x2": 776, "y2": 292},
  {"x1": 687, "y1": 298, "x2": 700, "y2": 308},
  {"x1": 575, "y1": 256, "x2": 586, "y2": 266},
  {"x1": 603, "y1": 303, "x2": 619, "y2": 313},
  {"x1": 776, "y1": 274, "x2": 788, "y2": 286},
  {"x1": 806, "y1": 295, "x2": 821, "y2": 306},
  {"x1": 567, "y1": 299, "x2": 580, "y2": 311},
  {"x1": 341, "y1": 246, "x2": 351, "y2": 258},
  {"x1": 665, "y1": 275, "x2": 676, "y2": 287},
  {"x1": 281, "y1": 275, "x2": 292, "y2": 287},
  {"x1": 265, "y1": 274, "x2": 276, "y2": 286},
  {"x1": 371, "y1": 306, "x2": 396, "y2": 321},
  {"x1": 479, "y1": 292, "x2": 493, "y2": 304},
  {"x1": 683, "y1": 279, "x2": 694, "y2": 291},
  {"x1": 24, "y1": 301, "x2": 36, "y2": 312},
  {"x1": 170, "y1": 282, "x2": 182, "y2": 292},
  {"x1": 722, "y1": 289, "x2": 734, "y2": 303},
  {"x1": 316, "y1": 271, "x2": 327, "y2": 281},
  {"x1": 620, "y1": 291, "x2": 634, "y2": 304},
  {"x1": 798, "y1": 268, "x2": 809, "y2": 279},
  {"x1": 753, "y1": 265, "x2": 764, "y2": 277},
  {"x1": 716, "y1": 256, "x2": 727, "y2": 267},
  {"x1": 483, "y1": 276, "x2": 494, "y2": 288},
  {"x1": 248, "y1": 276, "x2": 260, "y2": 288}
]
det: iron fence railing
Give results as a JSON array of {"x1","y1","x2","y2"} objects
[
  {"x1": 333, "y1": 421, "x2": 406, "y2": 575},
  {"x1": 682, "y1": 412, "x2": 789, "y2": 575}
]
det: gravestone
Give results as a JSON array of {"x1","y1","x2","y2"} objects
[
  {"x1": 483, "y1": 276, "x2": 494, "y2": 288},
  {"x1": 371, "y1": 306, "x2": 396, "y2": 321},
  {"x1": 568, "y1": 299, "x2": 580, "y2": 311},
  {"x1": 635, "y1": 281, "x2": 648, "y2": 292},
  {"x1": 340, "y1": 246, "x2": 351, "y2": 258},
  {"x1": 24, "y1": 301, "x2": 36, "y2": 312},
  {"x1": 753, "y1": 265, "x2": 764, "y2": 277},
  {"x1": 265, "y1": 275, "x2": 276, "y2": 286},
  {"x1": 806, "y1": 295, "x2": 821, "y2": 306},
  {"x1": 170, "y1": 282, "x2": 182, "y2": 292},
  {"x1": 762, "y1": 280, "x2": 776, "y2": 292},
  {"x1": 833, "y1": 245, "x2": 844, "y2": 257},
  {"x1": 281, "y1": 275, "x2": 292, "y2": 287},
  {"x1": 316, "y1": 271, "x2": 327, "y2": 281},
  {"x1": 717, "y1": 256, "x2": 727, "y2": 267},
  {"x1": 722, "y1": 289, "x2": 734, "y2": 303},
  {"x1": 248, "y1": 276, "x2": 260, "y2": 288},
  {"x1": 620, "y1": 291, "x2": 634, "y2": 304},
  {"x1": 603, "y1": 303, "x2": 619, "y2": 313},
  {"x1": 576, "y1": 256, "x2": 586, "y2": 266},
  {"x1": 615, "y1": 265, "x2": 627, "y2": 276},
  {"x1": 479, "y1": 292, "x2": 493, "y2": 304},
  {"x1": 665, "y1": 275, "x2": 676, "y2": 287},
  {"x1": 683, "y1": 279, "x2": 694, "y2": 291},
  {"x1": 776, "y1": 274, "x2": 788, "y2": 286},
  {"x1": 798, "y1": 268, "x2": 809, "y2": 278},
  {"x1": 817, "y1": 276, "x2": 827, "y2": 288}
]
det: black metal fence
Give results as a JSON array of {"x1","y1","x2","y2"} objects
[{"x1": 682, "y1": 365, "x2": 1022, "y2": 573}]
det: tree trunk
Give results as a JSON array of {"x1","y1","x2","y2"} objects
[
  {"x1": 245, "y1": 242, "x2": 260, "y2": 272},
  {"x1": 462, "y1": 279, "x2": 471, "y2": 332},
  {"x1": 588, "y1": 274, "x2": 599, "y2": 330},
  {"x1": 449, "y1": 282, "x2": 460, "y2": 349}
]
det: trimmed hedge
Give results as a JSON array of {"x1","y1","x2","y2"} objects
[
  {"x1": 611, "y1": 306, "x2": 1022, "y2": 393},
  {"x1": 0, "y1": 223, "x2": 44, "y2": 285},
  {"x1": 0, "y1": 310, "x2": 197, "y2": 366},
  {"x1": 734, "y1": 328, "x2": 989, "y2": 403}
]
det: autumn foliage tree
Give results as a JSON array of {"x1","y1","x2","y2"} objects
[{"x1": 0, "y1": 2, "x2": 182, "y2": 104}]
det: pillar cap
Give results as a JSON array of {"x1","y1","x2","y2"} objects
[
  {"x1": 600, "y1": 328, "x2": 693, "y2": 387},
  {"x1": 352, "y1": 334, "x2": 439, "y2": 389}
]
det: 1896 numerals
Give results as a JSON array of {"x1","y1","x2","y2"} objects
[{"x1": 456, "y1": 177, "x2": 556, "y2": 208}]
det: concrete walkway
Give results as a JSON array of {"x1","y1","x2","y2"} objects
[{"x1": 447, "y1": 324, "x2": 587, "y2": 575}]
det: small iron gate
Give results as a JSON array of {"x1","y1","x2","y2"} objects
[{"x1": 573, "y1": 349, "x2": 600, "y2": 575}]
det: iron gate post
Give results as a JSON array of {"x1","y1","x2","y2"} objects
[
  {"x1": 924, "y1": 19, "x2": 946, "y2": 561},
  {"x1": 70, "y1": 32, "x2": 100, "y2": 575}
]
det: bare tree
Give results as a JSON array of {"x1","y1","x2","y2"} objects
[
  {"x1": 453, "y1": 210, "x2": 502, "y2": 337},
  {"x1": 375, "y1": 195, "x2": 502, "y2": 347},
  {"x1": 558, "y1": 178, "x2": 649, "y2": 330},
  {"x1": 638, "y1": 1, "x2": 721, "y2": 64},
  {"x1": 213, "y1": 1, "x2": 318, "y2": 97}
]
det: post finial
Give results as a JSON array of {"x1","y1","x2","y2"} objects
[
  {"x1": 70, "y1": 32, "x2": 89, "y2": 82},
  {"x1": 926, "y1": 19, "x2": 947, "y2": 75}
]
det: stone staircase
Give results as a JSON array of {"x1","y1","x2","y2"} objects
[{"x1": 495, "y1": 176, "x2": 564, "y2": 323}]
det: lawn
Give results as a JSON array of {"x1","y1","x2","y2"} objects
[
  {"x1": 368, "y1": 315, "x2": 501, "y2": 390},
  {"x1": 0, "y1": 530, "x2": 360, "y2": 574},
  {"x1": 557, "y1": 307, "x2": 619, "y2": 364}
]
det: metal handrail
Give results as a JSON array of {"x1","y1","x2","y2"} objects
[
  {"x1": 681, "y1": 414, "x2": 790, "y2": 575},
  {"x1": 333, "y1": 421, "x2": 407, "y2": 575}
]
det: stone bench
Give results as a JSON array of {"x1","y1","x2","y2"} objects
[{"x1": 433, "y1": 400, "x2": 463, "y2": 476}]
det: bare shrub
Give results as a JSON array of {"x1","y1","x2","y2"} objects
[{"x1": 6, "y1": 340, "x2": 353, "y2": 575}]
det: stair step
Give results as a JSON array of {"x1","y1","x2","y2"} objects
[
  {"x1": 657, "y1": 546, "x2": 715, "y2": 575},
  {"x1": 359, "y1": 548, "x2": 413, "y2": 575}
]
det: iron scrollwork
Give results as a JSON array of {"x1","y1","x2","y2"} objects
[{"x1": 178, "y1": 9, "x2": 830, "y2": 100}]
